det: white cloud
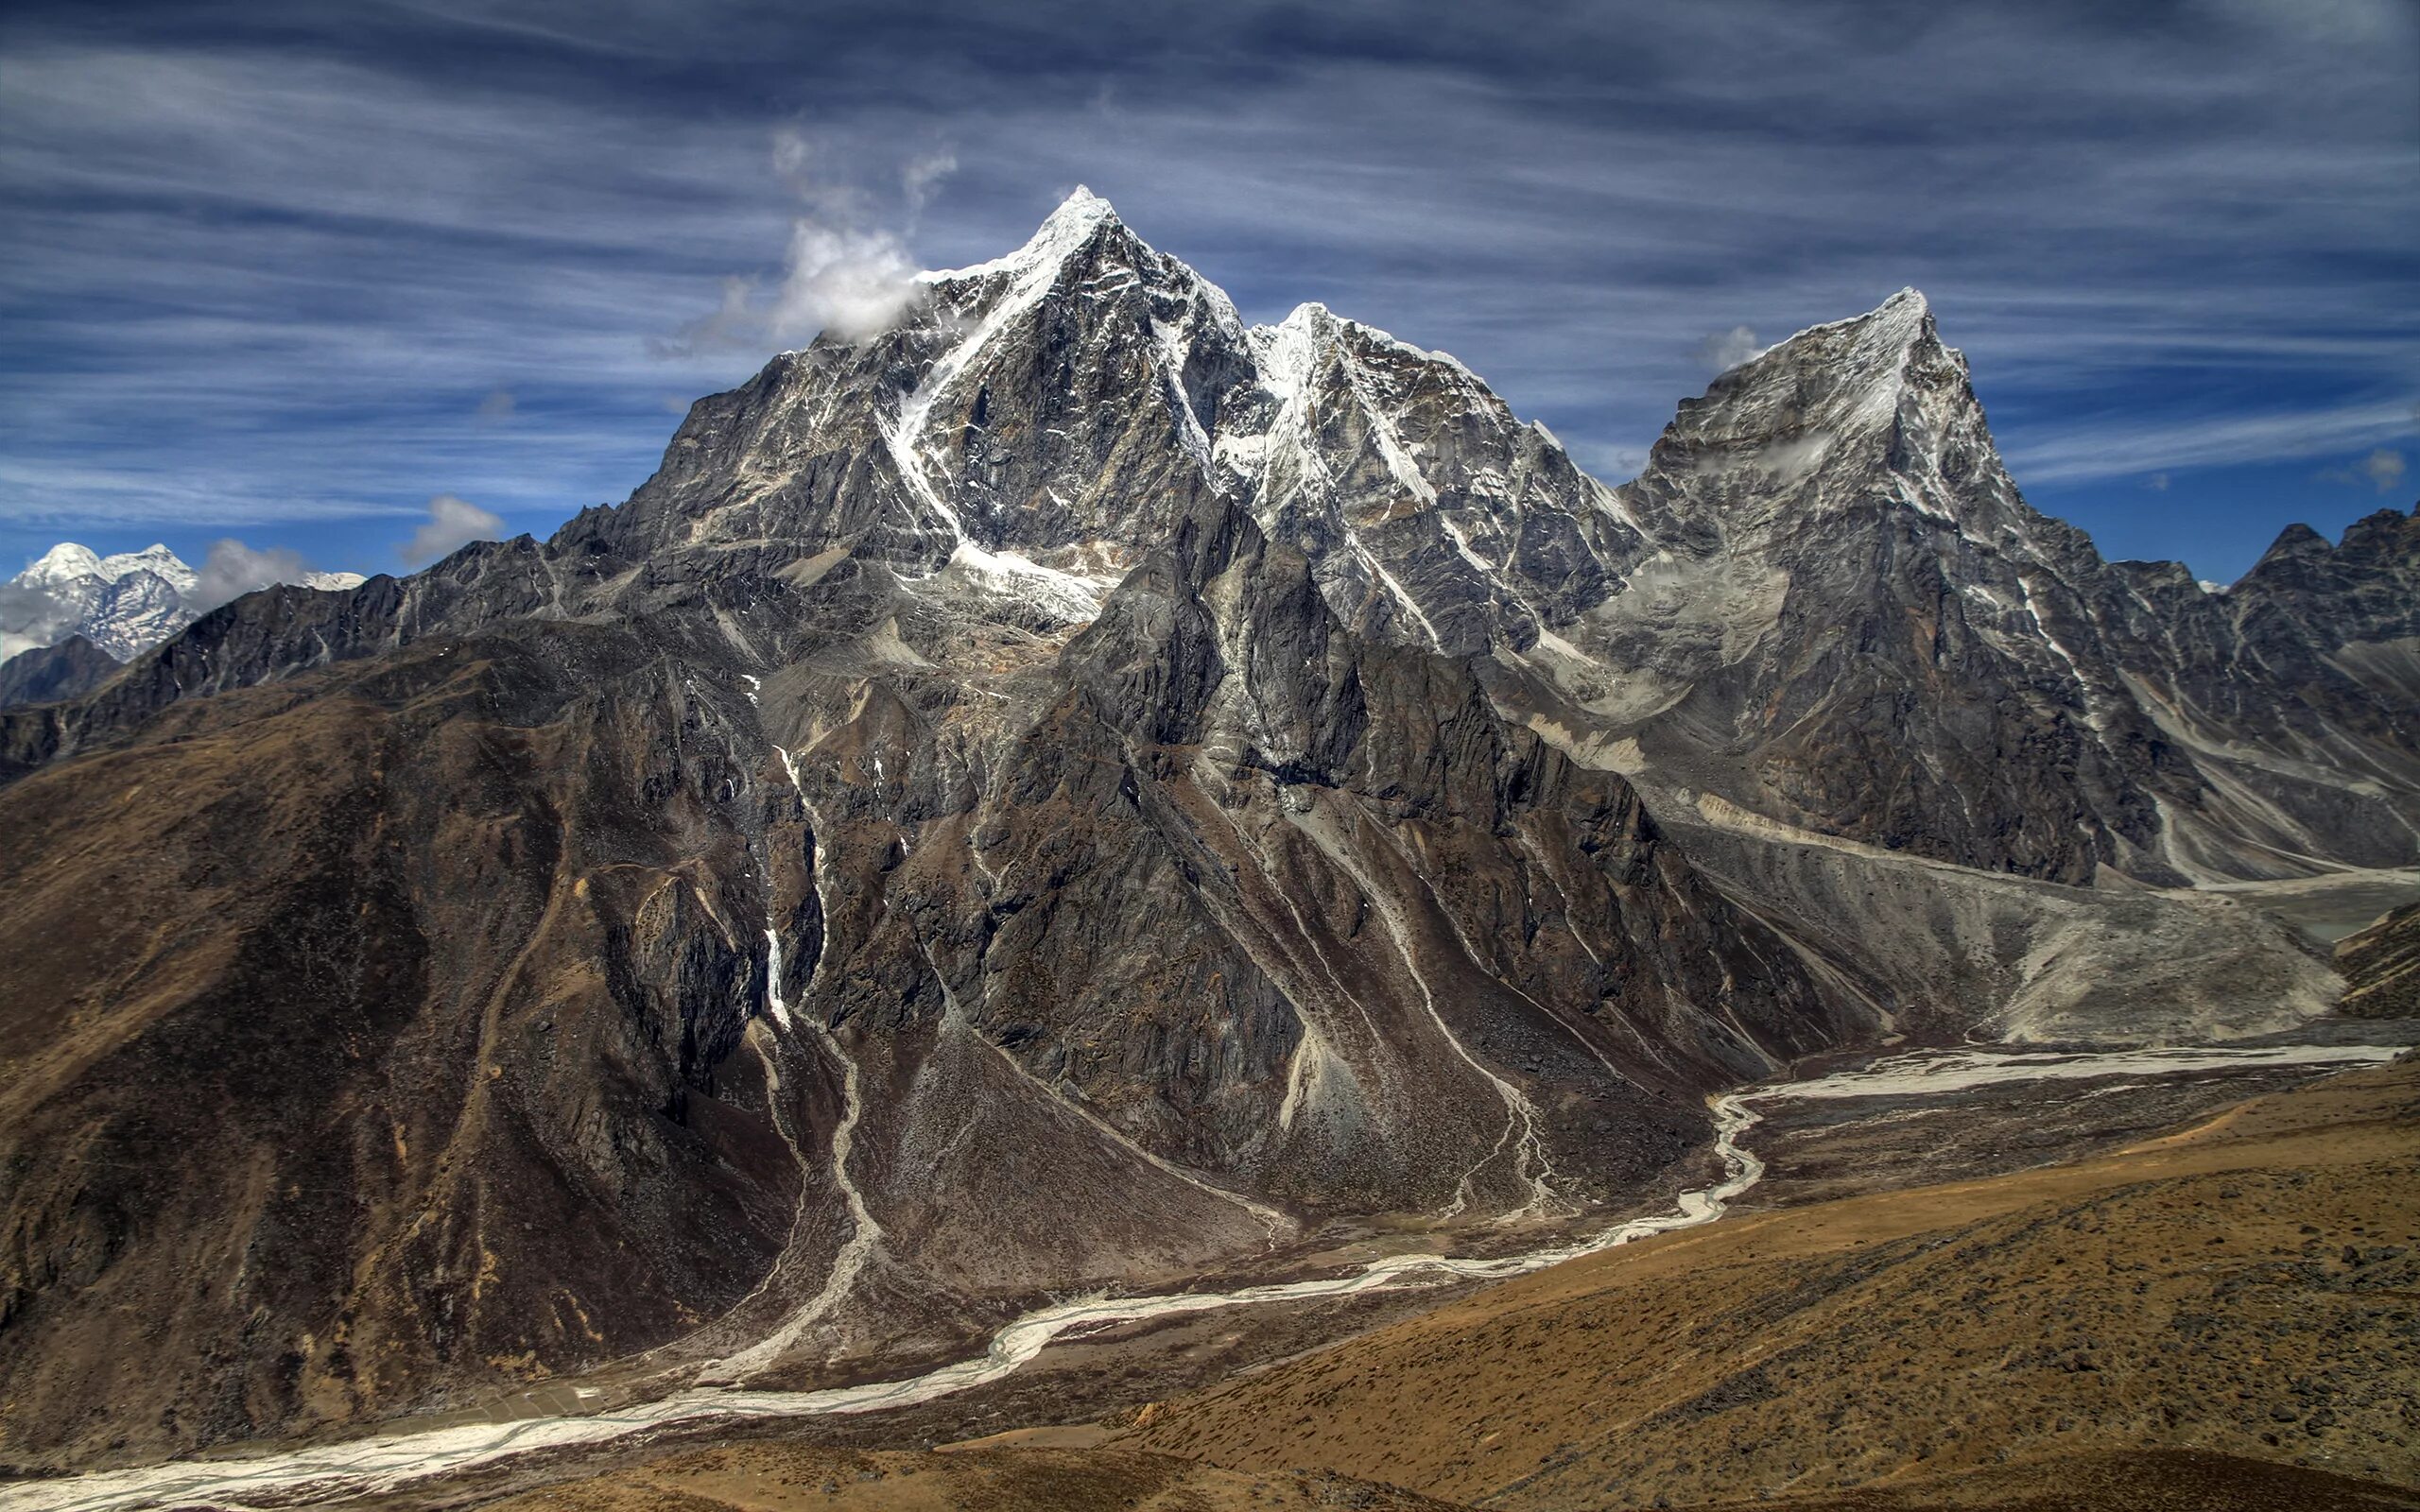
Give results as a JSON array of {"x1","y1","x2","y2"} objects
[
  {"x1": 903, "y1": 149, "x2": 959, "y2": 212},
  {"x1": 2317, "y1": 446, "x2": 2407, "y2": 493},
  {"x1": 766, "y1": 220, "x2": 925, "y2": 343},
  {"x1": 0, "y1": 581, "x2": 75, "y2": 664},
  {"x1": 1694, "y1": 325, "x2": 1764, "y2": 372},
  {"x1": 2365, "y1": 447, "x2": 2409, "y2": 491},
  {"x1": 399, "y1": 493, "x2": 506, "y2": 565},
  {"x1": 187, "y1": 539, "x2": 317, "y2": 613},
  {"x1": 1756, "y1": 433, "x2": 1832, "y2": 480},
  {"x1": 665, "y1": 134, "x2": 958, "y2": 353}
]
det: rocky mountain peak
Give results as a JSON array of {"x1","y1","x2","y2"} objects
[
  {"x1": 2256, "y1": 521, "x2": 2335, "y2": 562},
  {"x1": 1619, "y1": 284, "x2": 2003, "y2": 549},
  {"x1": 917, "y1": 184, "x2": 1132, "y2": 293},
  {"x1": 1715, "y1": 286, "x2": 1956, "y2": 440},
  {"x1": 2247, "y1": 509, "x2": 2420, "y2": 575}
]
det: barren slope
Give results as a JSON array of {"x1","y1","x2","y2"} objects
[
  {"x1": 478, "y1": 1442, "x2": 1468, "y2": 1512},
  {"x1": 1129, "y1": 1058, "x2": 2420, "y2": 1505}
]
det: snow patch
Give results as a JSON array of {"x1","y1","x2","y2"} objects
[{"x1": 936, "y1": 541, "x2": 1105, "y2": 624}]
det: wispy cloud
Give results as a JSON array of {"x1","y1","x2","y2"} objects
[
  {"x1": 0, "y1": 581, "x2": 74, "y2": 664},
  {"x1": 399, "y1": 493, "x2": 506, "y2": 564},
  {"x1": 2318, "y1": 446, "x2": 2409, "y2": 494},
  {"x1": 188, "y1": 539, "x2": 322, "y2": 613},
  {"x1": 661, "y1": 132, "x2": 956, "y2": 352},
  {"x1": 1694, "y1": 326, "x2": 1763, "y2": 372},
  {"x1": 2002, "y1": 399, "x2": 2420, "y2": 485}
]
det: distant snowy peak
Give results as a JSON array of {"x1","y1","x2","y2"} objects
[
  {"x1": 21, "y1": 541, "x2": 199, "y2": 596},
  {"x1": 4, "y1": 542, "x2": 363, "y2": 666}
]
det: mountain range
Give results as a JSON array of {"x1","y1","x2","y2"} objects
[{"x1": 0, "y1": 189, "x2": 2412, "y2": 1472}]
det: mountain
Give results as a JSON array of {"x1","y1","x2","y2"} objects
[
  {"x1": 0, "y1": 191, "x2": 2407, "y2": 1471},
  {"x1": 19, "y1": 208, "x2": 2411, "y2": 875},
  {"x1": 0, "y1": 635, "x2": 117, "y2": 707},
  {"x1": 1488, "y1": 292, "x2": 2420, "y2": 885},
  {"x1": 3, "y1": 543, "x2": 198, "y2": 664},
  {"x1": 0, "y1": 542, "x2": 366, "y2": 696}
]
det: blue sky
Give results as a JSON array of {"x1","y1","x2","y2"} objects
[{"x1": 2, "y1": 0, "x2": 2413, "y2": 585}]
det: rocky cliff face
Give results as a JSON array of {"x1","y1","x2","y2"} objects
[
  {"x1": 0, "y1": 624, "x2": 788, "y2": 1461},
  {"x1": 0, "y1": 191, "x2": 2407, "y2": 1469},
  {"x1": 2086, "y1": 508, "x2": 2420, "y2": 879},
  {"x1": 0, "y1": 635, "x2": 116, "y2": 707}
]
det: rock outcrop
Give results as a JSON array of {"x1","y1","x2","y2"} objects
[{"x1": 0, "y1": 635, "x2": 117, "y2": 707}]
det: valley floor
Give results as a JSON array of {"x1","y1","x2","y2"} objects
[
  {"x1": 11, "y1": 1034, "x2": 2418, "y2": 1511},
  {"x1": 1125, "y1": 1052, "x2": 2420, "y2": 1506},
  {"x1": 493, "y1": 1048, "x2": 2420, "y2": 1512}
]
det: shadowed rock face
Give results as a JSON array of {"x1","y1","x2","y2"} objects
[
  {"x1": 0, "y1": 635, "x2": 117, "y2": 707},
  {"x1": 0, "y1": 193, "x2": 2406, "y2": 1469},
  {"x1": 0, "y1": 624, "x2": 793, "y2": 1463}
]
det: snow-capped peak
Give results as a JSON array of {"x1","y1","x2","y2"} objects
[
  {"x1": 102, "y1": 543, "x2": 199, "y2": 594},
  {"x1": 23, "y1": 542, "x2": 102, "y2": 581},
  {"x1": 5, "y1": 541, "x2": 355, "y2": 665},
  {"x1": 920, "y1": 185, "x2": 1129, "y2": 286},
  {"x1": 1042, "y1": 183, "x2": 1118, "y2": 233},
  {"x1": 20, "y1": 541, "x2": 198, "y2": 595}
]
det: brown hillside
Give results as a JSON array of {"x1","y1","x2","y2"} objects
[
  {"x1": 1705, "y1": 1449, "x2": 2420, "y2": 1511},
  {"x1": 1127, "y1": 1060, "x2": 2420, "y2": 1507},
  {"x1": 478, "y1": 1441, "x2": 1471, "y2": 1512}
]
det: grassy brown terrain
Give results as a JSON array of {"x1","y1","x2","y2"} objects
[
  {"x1": 1695, "y1": 1450, "x2": 2420, "y2": 1510},
  {"x1": 422, "y1": 1055, "x2": 2420, "y2": 1512},
  {"x1": 0, "y1": 625, "x2": 803, "y2": 1469},
  {"x1": 1125, "y1": 1057, "x2": 2420, "y2": 1508},
  {"x1": 476, "y1": 1441, "x2": 1467, "y2": 1511}
]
